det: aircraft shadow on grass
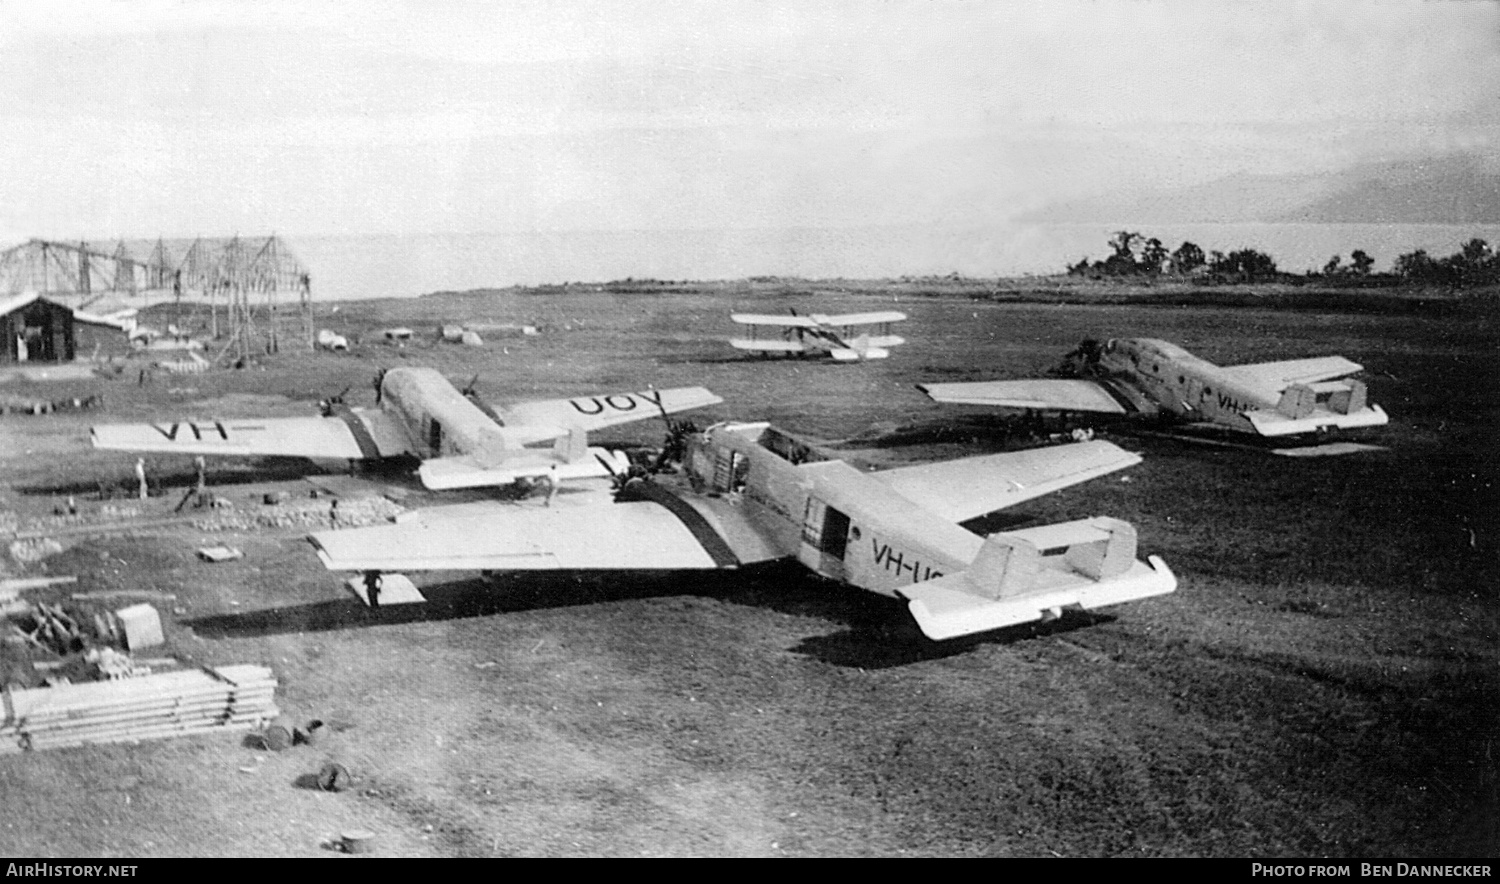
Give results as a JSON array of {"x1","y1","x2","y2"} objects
[{"x1": 185, "y1": 560, "x2": 1118, "y2": 671}]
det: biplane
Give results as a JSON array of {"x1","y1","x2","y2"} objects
[
  {"x1": 91, "y1": 366, "x2": 722, "y2": 491},
  {"x1": 919, "y1": 338, "x2": 1388, "y2": 449},
  {"x1": 309, "y1": 421, "x2": 1175, "y2": 641},
  {"x1": 729, "y1": 310, "x2": 907, "y2": 361}
]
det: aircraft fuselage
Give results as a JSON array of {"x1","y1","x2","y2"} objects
[
  {"x1": 1095, "y1": 338, "x2": 1284, "y2": 433},
  {"x1": 679, "y1": 422, "x2": 983, "y2": 597}
]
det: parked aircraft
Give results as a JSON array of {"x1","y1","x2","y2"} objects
[
  {"x1": 309, "y1": 421, "x2": 1175, "y2": 641},
  {"x1": 91, "y1": 366, "x2": 722, "y2": 491},
  {"x1": 729, "y1": 310, "x2": 906, "y2": 361},
  {"x1": 918, "y1": 338, "x2": 1387, "y2": 444}
]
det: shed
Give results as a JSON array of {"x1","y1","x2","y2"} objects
[{"x1": 0, "y1": 292, "x2": 76, "y2": 364}]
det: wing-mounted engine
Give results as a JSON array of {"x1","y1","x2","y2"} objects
[{"x1": 898, "y1": 516, "x2": 1176, "y2": 640}]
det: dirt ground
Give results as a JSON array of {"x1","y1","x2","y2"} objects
[{"x1": 0, "y1": 279, "x2": 1494, "y2": 857}]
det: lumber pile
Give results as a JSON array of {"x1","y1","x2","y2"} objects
[{"x1": 0, "y1": 664, "x2": 278, "y2": 753}]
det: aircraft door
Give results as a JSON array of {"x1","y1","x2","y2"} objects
[
  {"x1": 428, "y1": 419, "x2": 443, "y2": 456},
  {"x1": 1185, "y1": 376, "x2": 1205, "y2": 413},
  {"x1": 799, "y1": 497, "x2": 850, "y2": 580}
]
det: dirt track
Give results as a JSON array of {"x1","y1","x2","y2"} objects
[{"x1": 0, "y1": 281, "x2": 1494, "y2": 857}]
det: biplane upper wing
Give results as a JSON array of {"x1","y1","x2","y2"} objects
[
  {"x1": 494, "y1": 386, "x2": 723, "y2": 441},
  {"x1": 809, "y1": 311, "x2": 907, "y2": 326},
  {"x1": 871, "y1": 439, "x2": 1141, "y2": 523},
  {"x1": 90, "y1": 409, "x2": 413, "y2": 460},
  {"x1": 309, "y1": 500, "x2": 725, "y2": 572},
  {"x1": 917, "y1": 379, "x2": 1129, "y2": 414},
  {"x1": 1217, "y1": 356, "x2": 1364, "y2": 394},
  {"x1": 730, "y1": 313, "x2": 821, "y2": 328}
]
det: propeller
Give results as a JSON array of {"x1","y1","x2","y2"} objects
[
  {"x1": 372, "y1": 368, "x2": 388, "y2": 404},
  {"x1": 460, "y1": 373, "x2": 480, "y2": 399},
  {"x1": 594, "y1": 451, "x2": 648, "y2": 500},
  {"x1": 782, "y1": 307, "x2": 806, "y2": 344},
  {"x1": 647, "y1": 387, "x2": 698, "y2": 472},
  {"x1": 1054, "y1": 338, "x2": 1104, "y2": 377}
]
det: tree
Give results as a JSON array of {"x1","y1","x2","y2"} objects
[
  {"x1": 1108, "y1": 231, "x2": 1141, "y2": 261},
  {"x1": 1211, "y1": 248, "x2": 1278, "y2": 282},
  {"x1": 1323, "y1": 255, "x2": 1342, "y2": 276},
  {"x1": 1459, "y1": 238, "x2": 1491, "y2": 264},
  {"x1": 1350, "y1": 250, "x2": 1374, "y2": 276},
  {"x1": 1171, "y1": 241, "x2": 1205, "y2": 274},
  {"x1": 1140, "y1": 238, "x2": 1169, "y2": 274},
  {"x1": 1394, "y1": 249, "x2": 1438, "y2": 281}
]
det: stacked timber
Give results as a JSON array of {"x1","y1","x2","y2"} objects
[{"x1": 0, "y1": 664, "x2": 278, "y2": 753}]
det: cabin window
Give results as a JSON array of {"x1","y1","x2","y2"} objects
[
  {"x1": 428, "y1": 419, "x2": 443, "y2": 454},
  {"x1": 802, "y1": 498, "x2": 851, "y2": 558}
]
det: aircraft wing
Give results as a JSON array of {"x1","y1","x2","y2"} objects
[
  {"x1": 309, "y1": 500, "x2": 724, "y2": 572},
  {"x1": 495, "y1": 387, "x2": 723, "y2": 439},
  {"x1": 871, "y1": 440, "x2": 1141, "y2": 523},
  {"x1": 89, "y1": 409, "x2": 412, "y2": 460},
  {"x1": 917, "y1": 379, "x2": 1128, "y2": 414},
  {"x1": 729, "y1": 338, "x2": 812, "y2": 354},
  {"x1": 730, "y1": 313, "x2": 820, "y2": 328},
  {"x1": 416, "y1": 448, "x2": 628, "y2": 490},
  {"x1": 1218, "y1": 356, "x2": 1364, "y2": 393},
  {"x1": 810, "y1": 311, "x2": 906, "y2": 326}
]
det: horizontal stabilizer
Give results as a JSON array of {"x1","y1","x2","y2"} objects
[
  {"x1": 901, "y1": 517, "x2": 1176, "y2": 640},
  {"x1": 917, "y1": 379, "x2": 1128, "y2": 414},
  {"x1": 1245, "y1": 403, "x2": 1388, "y2": 437},
  {"x1": 417, "y1": 448, "x2": 630, "y2": 490},
  {"x1": 830, "y1": 347, "x2": 889, "y2": 362}
]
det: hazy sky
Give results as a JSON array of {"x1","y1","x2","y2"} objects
[{"x1": 2, "y1": 0, "x2": 1496, "y2": 242}]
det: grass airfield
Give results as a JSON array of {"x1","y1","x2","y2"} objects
[{"x1": 0, "y1": 278, "x2": 1494, "y2": 858}]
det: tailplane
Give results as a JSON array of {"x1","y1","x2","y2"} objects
[{"x1": 900, "y1": 517, "x2": 1175, "y2": 640}]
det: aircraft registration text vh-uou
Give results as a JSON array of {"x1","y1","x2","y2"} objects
[
  {"x1": 89, "y1": 366, "x2": 723, "y2": 491},
  {"x1": 309, "y1": 422, "x2": 1176, "y2": 641}
]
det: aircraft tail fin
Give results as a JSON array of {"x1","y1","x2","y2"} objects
[
  {"x1": 552, "y1": 426, "x2": 589, "y2": 463},
  {"x1": 1275, "y1": 379, "x2": 1368, "y2": 419},
  {"x1": 900, "y1": 517, "x2": 1175, "y2": 640}
]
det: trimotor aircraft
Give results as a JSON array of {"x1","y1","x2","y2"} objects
[
  {"x1": 91, "y1": 366, "x2": 723, "y2": 491},
  {"x1": 308, "y1": 421, "x2": 1176, "y2": 641},
  {"x1": 729, "y1": 310, "x2": 907, "y2": 361},
  {"x1": 918, "y1": 338, "x2": 1388, "y2": 448}
]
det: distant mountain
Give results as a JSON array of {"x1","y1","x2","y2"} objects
[{"x1": 1023, "y1": 153, "x2": 1500, "y2": 225}]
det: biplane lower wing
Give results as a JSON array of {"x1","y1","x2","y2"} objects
[
  {"x1": 872, "y1": 440, "x2": 1141, "y2": 523},
  {"x1": 916, "y1": 380, "x2": 1129, "y2": 414},
  {"x1": 89, "y1": 409, "x2": 411, "y2": 460},
  {"x1": 309, "y1": 500, "x2": 724, "y2": 572},
  {"x1": 728, "y1": 338, "x2": 810, "y2": 354},
  {"x1": 900, "y1": 517, "x2": 1176, "y2": 640}
]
